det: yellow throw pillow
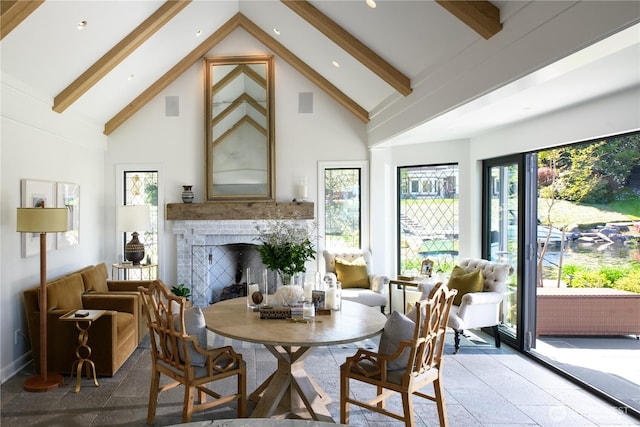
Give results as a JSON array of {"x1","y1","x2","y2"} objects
[
  {"x1": 447, "y1": 266, "x2": 484, "y2": 305},
  {"x1": 334, "y1": 257, "x2": 369, "y2": 288}
]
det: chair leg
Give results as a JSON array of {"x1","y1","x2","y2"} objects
[
  {"x1": 340, "y1": 366, "x2": 349, "y2": 425},
  {"x1": 182, "y1": 385, "x2": 195, "y2": 423},
  {"x1": 434, "y1": 378, "x2": 448, "y2": 427},
  {"x1": 401, "y1": 391, "x2": 415, "y2": 427},
  {"x1": 492, "y1": 325, "x2": 501, "y2": 348},
  {"x1": 147, "y1": 369, "x2": 160, "y2": 424},
  {"x1": 454, "y1": 330, "x2": 462, "y2": 354},
  {"x1": 380, "y1": 305, "x2": 386, "y2": 314},
  {"x1": 238, "y1": 366, "x2": 247, "y2": 417}
]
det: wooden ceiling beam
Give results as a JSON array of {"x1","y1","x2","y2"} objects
[
  {"x1": 436, "y1": 0, "x2": 502, "y2": 40},
  {"x1": 282, "y1": 0, "x2": 412, "y2": 97},
  {"x1": 237, "y1": 14, "x2": 369, "y2": 123},
  {"x1": 0, "y1": 0, "x2": 44, "y2": 41},
  {"x1": 53, "y1": 0, "x2": 190, "y2": 114},
  {"x1": 105, "y1": 12, "x2": 369, "y2": 134},
  {"x1": 104, "y1": 13, "x2": 241, "y2": 135}
]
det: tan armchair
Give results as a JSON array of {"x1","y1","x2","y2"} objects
[{"x1": 322, "y1": 248, "x2": 389, "y2": 313}]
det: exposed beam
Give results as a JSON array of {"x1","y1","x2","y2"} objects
[
  {"x1": 0, "y1": 0, "x2": 44, "y2": 41},
  {"x1": 53, "y1": 0, "x2": 190, "y2": 113},
  {"x1": 237, "y1": 14, "x2": 369, "y2": 123},
  {"x1": 436, "y1": 0, "x2": 502, "y2": 40},
  {"x1": 282, "y1": 0, "x2": 412, "y2": 97},
  {"x1": 104, "y1": 13, "x2": 241, "y2": 135},
  {"x1": 105, "y1": 12, "x2": 369, "y2": 135}
]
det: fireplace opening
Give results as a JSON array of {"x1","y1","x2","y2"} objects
[{"x1": 191, "y1": 243, "x2": 271, "y2": 306}]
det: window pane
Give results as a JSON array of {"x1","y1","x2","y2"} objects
[
  {"x1": 123, "y1": 171, "x2": 158, "y2": 265},
  {"x1": 324, "y1": 168, "x2": 361, "y2": 249},
  {"x1": 398, "y1": 164, "x2": 459, "y2": 275}
]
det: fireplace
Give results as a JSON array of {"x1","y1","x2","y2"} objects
[{"x1": 172, "y1": 218, "x2": 313, "y2": 307}]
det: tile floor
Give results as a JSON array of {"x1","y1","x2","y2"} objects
[{"x1": 1, "y1": 332, "x2": 639, "y2": 427}]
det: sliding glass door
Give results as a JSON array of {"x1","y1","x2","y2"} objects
[{"x1": 483, "y1": 155, "x2": 534, "y2": 350}]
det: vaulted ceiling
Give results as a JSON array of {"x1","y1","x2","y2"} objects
[{"x1": 1, "y1": 1, "x2": 638, "y2": 146}]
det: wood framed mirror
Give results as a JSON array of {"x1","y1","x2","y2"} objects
[{"x1": 204, "y1": 55, "x2": 275, "y2": 201}]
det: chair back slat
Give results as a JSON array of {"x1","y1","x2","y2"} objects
[
  {"x1": 406, "y1": 283, "x2": 457, "y2": 380},
  {"x1": 139, "y1": 282, "x2": 191, "y2": 372}
]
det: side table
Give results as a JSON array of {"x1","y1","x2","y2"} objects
[
  {"x1": 59, "y1": 309, "x2": 105, "y2": 393},
  {"x1": 389, "y1": 278, "x2": 422, "y2": 314},
  {"x1": 111, "y1": 263, "x2": 157, "y2": 280}
]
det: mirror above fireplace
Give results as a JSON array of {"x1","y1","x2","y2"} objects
[{"x1": 204, "y1": 55, "x2": 275, "y2": 201}]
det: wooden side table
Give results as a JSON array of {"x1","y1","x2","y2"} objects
[
  {"x1": 111, "y1": 263, "x2": 157, "y2": 280},
  {"x1": 59, "y1": 309, "x2": 105, "y2": 393}
]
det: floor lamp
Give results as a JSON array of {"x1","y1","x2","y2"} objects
[{"x1": 17, "y1": 204, "x2": 68, "y2": 392}]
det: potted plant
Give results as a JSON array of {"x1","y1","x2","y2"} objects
[
  {"x1": 254, "y1": 215, "x2": 317, "y2": 287},
  {"x1": 170, "y1": 284, "x2": 191, "y2": 300}
]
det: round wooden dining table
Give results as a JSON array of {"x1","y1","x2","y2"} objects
[{"x1": 202, "y1": 298, "x2": 387, "y2": 422}]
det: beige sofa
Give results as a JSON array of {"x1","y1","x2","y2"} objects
[{"x1": 22, "y1": 263, "x2": 157, "y2": 376}]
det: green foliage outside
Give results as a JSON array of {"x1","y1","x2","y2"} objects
[
  {"x1": 561, "y1": 262, "x2": 640, "y2": 293},
  {"x1": 538, "y1": 134, "x2": 640, "y2": 204}
]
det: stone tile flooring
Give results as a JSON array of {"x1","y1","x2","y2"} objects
[{"x1": 1, "y1": 332, "x2": 639, "y2": 426}]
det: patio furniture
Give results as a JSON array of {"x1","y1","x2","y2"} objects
[{"x1": 536, "y1": 287, "x2": 640, "y2": 336}]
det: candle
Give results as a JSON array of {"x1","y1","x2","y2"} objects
[
  {"x1": 304, "y1": 283, "x2": 313, "y2": 300},
  {"x1": 302, "y1": 302, "x2": 315, "y2": 320},
  {"x1": 296, "y1": 176, "x2": 308, "y2": 200},
  {"x1": 326, "y1": 286, "x2": 336, "y2": 310}
]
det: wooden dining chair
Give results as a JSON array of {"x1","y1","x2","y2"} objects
[
  {"x1": 138, "y1": 282, "x2": 246, "y2": 424},
  {"x1": 340, "y1": 282, "x2": 457, "y2": 427}
]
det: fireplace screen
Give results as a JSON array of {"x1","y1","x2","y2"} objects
[{"x1": 191, "y1": 244, "x2": 274, "y2": 307}]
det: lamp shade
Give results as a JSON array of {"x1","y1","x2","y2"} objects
[
  {"x1": 117, "y1": 205, "x2": 151, "y2": 232},
  {"x1": 17, "y1": 208, "x2": 68, "y2": 233}
]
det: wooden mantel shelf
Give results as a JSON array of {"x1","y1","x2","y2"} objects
[{"x1": 166, "y1": 201, "x2": 314, "y2": 221}]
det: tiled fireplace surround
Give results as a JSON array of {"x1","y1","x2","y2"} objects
[{"x1": 172, "y1": 219, "x2": 313, "y2": 307}]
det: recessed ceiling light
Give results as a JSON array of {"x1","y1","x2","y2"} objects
[
  {"x1": 196, "y1": 29, "x2": 202, "y2": 37},
  {"x1": 332, "y1": 61, "x2": 340, "y2": 68},
  {"x1": 273, "y1": 28, "x2": 281, "y2": 35},
  {"x1": 77, "y1": 20, "x2": 88, "y2": 30},
  {"x1": 365, "y1": 0, "x2": 376, "y2": 9}
]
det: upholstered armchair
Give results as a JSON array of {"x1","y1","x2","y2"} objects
[
  {"x1": 418, "y1": 258, "x2": 513, "y2": 353},
  {"x1": 322, "y1": 248, "x2": 389, "y2": 313}
]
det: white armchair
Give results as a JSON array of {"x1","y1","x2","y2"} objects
[
  {"x1": 418, "y1": 258, "x2": 513, "y2": 353},
  {"x1": 321, "y1": 249, "x2": 389, "y2": 313}
]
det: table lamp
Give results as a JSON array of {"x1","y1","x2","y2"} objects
[
  {"x1": 117, "y1": 205, "x2": 151, "y2": 265},
  {"x1": 17, "y1": 204, "x2": 68, "y2": 392}
]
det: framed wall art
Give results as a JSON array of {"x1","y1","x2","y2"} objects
[
  {"x1": 56, "y1": 182, "x2": 80, "y2": 248},
  {"x1": 20, "y1": 179, "x2": 56, "y2": 257}
]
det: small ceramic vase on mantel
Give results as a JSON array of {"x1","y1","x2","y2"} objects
[{"x1": 181, "y1": 185, "x2": 194, "y2": 203}]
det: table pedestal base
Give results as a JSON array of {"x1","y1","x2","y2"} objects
[
  {"x1": 69, "y1": 320, "x2": 100, "y2": 393},
  {"x1": 250, "y1": 345, "x2": 333, "y2": 422}
]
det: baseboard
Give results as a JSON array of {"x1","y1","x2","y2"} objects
[{"x1": 1, "y1": 351, "x2": 32, "y2": 385}]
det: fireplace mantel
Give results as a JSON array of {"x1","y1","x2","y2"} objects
[{"x1": 166, "y1": 201, "x2": 314, "y2": 221}]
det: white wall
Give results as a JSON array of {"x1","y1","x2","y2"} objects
[
  {"x1": 0, "y1": 75, "x2": 106, "y2": 382},
  {"x1": 105, "y1": 30, "x2": 370, "y2": 284}
]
